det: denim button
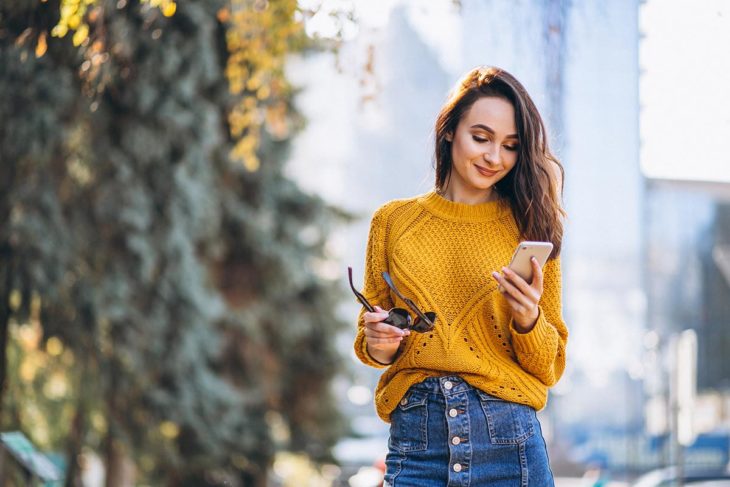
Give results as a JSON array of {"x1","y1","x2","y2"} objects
[
  {"x1": 400, "y1": 397, "x2": 408, "y2": 406},
  {"x1": 452, "y1": 436, "x2": 461, "y2": 445},
  {"x1": 449, "y1": 408, "x2": 458, "y2": 417},
  {"x1": 453, "y1": 463, "x2": 462, "y2": 472},
  {"x1": 444, "y1": 380, "x2": 453, "y2": 390}
]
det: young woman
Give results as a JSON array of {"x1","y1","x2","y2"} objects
[{"x1": 351, "y1": 66, "x2": 568, "y2": 486}]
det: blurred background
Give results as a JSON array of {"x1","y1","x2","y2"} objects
[{"x1": 1, "y1": 0, "x2": 729, "y2": 486}]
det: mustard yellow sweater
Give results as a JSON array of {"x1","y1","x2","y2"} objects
[{"x1": 353, "y1": 191, "x2": 568, "y2": 423}]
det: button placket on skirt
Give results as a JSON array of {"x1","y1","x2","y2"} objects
[{"x1": 443, "y1": 383, "x2": 472, "y2": 487}]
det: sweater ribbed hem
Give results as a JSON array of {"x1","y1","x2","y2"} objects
[{"x1": 417, "y1": 191, "x2": 507, "y2": 222}]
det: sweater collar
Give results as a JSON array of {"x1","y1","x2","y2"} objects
[{"x1": 418, "y1": 190, "x2": 508, "y2": 222}]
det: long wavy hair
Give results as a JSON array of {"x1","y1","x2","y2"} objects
[{"x1": 434, "y1": 66, "x2": 566, "y2": 257}]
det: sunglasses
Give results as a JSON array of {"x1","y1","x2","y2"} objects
[{"x1": 347, "y1": 267, "x2": 437, "y2": 333}]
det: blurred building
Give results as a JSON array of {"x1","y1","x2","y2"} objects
[
  {"x1": 639, "y1": 181, "x2": 730, "y2": 471},
  {"x1": 638, "y1": 0, "x2": 730, "y2": 472},
  {"x1": 287, "y1": 0, "x2": 730, "y2": 480}
]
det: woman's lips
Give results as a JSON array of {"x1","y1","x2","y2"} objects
[{"x1": 475, "y1": 165, "x2": 498, "y2": 177}]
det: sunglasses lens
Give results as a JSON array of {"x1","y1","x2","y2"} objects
[
  {"x1": 412, "y1": 312, "x2": 437, "y2": 332},
  {"x1": 384, "y1": 308, "x2": 411, "y2": 329},
  {"x1": 412, "y1": 323, "x2": 431, "y2": 333}
]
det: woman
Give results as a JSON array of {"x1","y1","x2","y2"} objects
[{"x1": 351, "y1": 66, "x2": 568, "y2": 486}]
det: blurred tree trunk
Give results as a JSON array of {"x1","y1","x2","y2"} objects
[
  {"x1": 0, "y1": 252, "x2": 11, "y2": 420},
  {"x1": 64, "y1": 405, "x2": 84, "y2": 487},
  {"x1": 0, "y1": 8, "x2": 18, "y2": 421},
  {"x1": 104, "y1": 435, "x2": 134, "y2": 487},
  {"x1": 65, "y1": 358, "x2": 95, "y2": 487}
]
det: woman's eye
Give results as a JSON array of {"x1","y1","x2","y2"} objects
[
  {"x1": 504, "y1": 145, "x2": 519, "y2": 151},
  {"x1": 472, "y1": 136, "x2": 487, "y2": 143}
]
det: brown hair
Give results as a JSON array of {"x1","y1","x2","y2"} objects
[{"x1": 434, "y1": 66, "x2": 566, "y2": 257}]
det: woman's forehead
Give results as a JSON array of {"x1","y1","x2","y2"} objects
[{"x1": 461, "y1": 97, "x2": 517, "y2": 136}]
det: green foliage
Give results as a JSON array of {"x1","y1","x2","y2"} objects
[{"x1": 0, "y1": 0, "x2": 348, "y2": 485}]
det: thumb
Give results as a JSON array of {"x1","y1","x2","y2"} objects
[{"x1": 374, "y1": 306, "x2": 389, "y2": 317}]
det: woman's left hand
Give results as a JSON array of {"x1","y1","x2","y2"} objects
[{"x1": 491, "y1": 256, "x2": 543, "y2": 333}]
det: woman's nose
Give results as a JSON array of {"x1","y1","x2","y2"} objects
[{"x1": 483, "y1": 146, "x2": 499, "y2": 165}]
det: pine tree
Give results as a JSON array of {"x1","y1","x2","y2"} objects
[{"x1": 0, "y1": 1, "x2": 347, "y2": 485}]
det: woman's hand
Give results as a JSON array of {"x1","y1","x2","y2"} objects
[
  {"x1": 364, "y1": 306, "x2": 410, "y2": 365},
  {"x1": 492, "y1": 256, "x2": 543, "y2": 333}
]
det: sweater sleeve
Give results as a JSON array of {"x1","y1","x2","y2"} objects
[
  {"x1": 509, "y1": 255, "x2": 568, "y2": 386},
  {"x1": 353, "y1": 205, "x2": 396, "y2": 368}
]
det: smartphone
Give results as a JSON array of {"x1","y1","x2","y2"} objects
[{"x1": 505, "y1": 241, "x2": 554, "y2": 284}]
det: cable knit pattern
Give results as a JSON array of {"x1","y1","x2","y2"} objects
[{"x1": 353, "y1": 191, "x2": 568, "y2": 423}]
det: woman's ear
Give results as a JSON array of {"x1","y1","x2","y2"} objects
[{"x1": 445, "y1": 131, "x2": 453, "y2": 142}]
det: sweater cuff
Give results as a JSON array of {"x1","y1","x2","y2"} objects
[
  {"x1": 510, "y1": 307, "x2": 554, "y2": 355},
  {"x1": 356, "y1": 333, "x2": 391, "y2": 369}
]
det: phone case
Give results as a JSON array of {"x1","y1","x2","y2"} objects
[{"x1": 507, "y1": 241, "x2": 554, "y2": 283}]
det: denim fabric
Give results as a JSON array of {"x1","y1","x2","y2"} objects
[{"x1": 384, "y1": 376, "x2": 554, "y2": 487}]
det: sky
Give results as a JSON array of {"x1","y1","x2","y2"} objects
[{"x1": 640, "y1": 0, "x2": 730, "y2": 183}]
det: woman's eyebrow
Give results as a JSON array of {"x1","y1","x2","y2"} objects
[{"x1": 470, "y1": 123, "x2": 518, "y2": 140}]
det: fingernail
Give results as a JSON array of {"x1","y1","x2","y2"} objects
[
  {"x1": 491, "y1": 272, "x2": 500, "y2": 279},
  {"x1": 531, "y1": 256, "x2": 537, "y2": 263}
]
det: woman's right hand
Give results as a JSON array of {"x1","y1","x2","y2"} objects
[{"x1": 364, "y1": 306, "x2": 410, "y2": 365}]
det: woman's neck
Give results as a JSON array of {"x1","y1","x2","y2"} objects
[{"x1": 439, "y1": 183, "x2": 498, "y2": 205}]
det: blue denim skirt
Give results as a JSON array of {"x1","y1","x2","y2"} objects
[{"x1": 384, "y1": 376, "x2": 554, "y2": 487}]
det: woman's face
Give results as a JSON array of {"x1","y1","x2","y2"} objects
[{"x1": 446, "y1": 96, "x2": 519, "y2": 201}]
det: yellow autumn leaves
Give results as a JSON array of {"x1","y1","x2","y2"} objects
[
  {"x1": 146, "y1": 0, "x2": 178, "y2": 17},
  {"x1": 51, "y1": 0, "x2": 95, "y2": 46},
  {"x1": 224, "y1": 0, "x2": 303, "y2": 171},
  {"x1": 35, "y1": 32, "x2": 48, "y2": 57},
  {"x1": 51, "y1": 0, "x2": 177, "y2": 48},
  {"x1": 45, "y1": 0, "x2": 301, "y2": 173}
]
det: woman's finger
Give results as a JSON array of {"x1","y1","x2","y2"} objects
[
  {"x1": 500, "y1": 285, "x2": 529, "y2": 313},
  {"x1": 493, "y1": 271, "x2": 537, "y2": 312},
  {"x1": 530, "y1": 257, "x2": 544, "y2": 290},
  {"x1": 502, "y1": 267, "x2": 541, "y2": 303},
  {"x1": 363, "y1": 310, "x2": 391, "y2": 324},
  {"x1": 365, "y1": 326, "x2": 409, "y2": 339},
  {"x1": 501, "y1": 293, "x2": 526, "y2": 314},
  {"x1": 364, "y1": 320, "x2": 409, "y2": 337},
  {"x1": 492, "y1": 271, "x2": 520, "y2": 299}
]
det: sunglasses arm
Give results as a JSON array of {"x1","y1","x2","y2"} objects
[
  {"x1": 382, "y1": 271, "x2": 435, "y2": 327},
  {"x1": 381, "y1": 272, "x2": 408, "y2": 303},
  {"x1": 349, "y1": 267, "x2": 376, "y2": 313}
]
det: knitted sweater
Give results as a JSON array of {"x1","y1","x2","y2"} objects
[{"x1": 353, "y1": 191, "x2": 568, "y2": 423}]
